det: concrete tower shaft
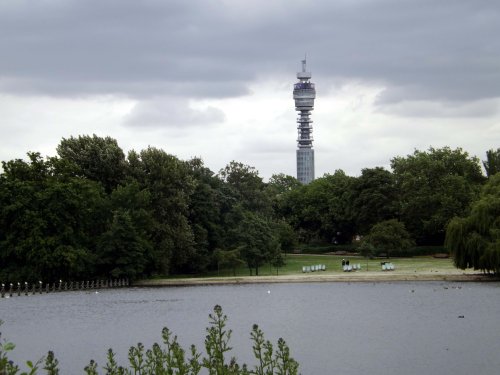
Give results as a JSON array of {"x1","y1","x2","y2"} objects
[{"x1": 293, "y1": 59, "x2": 316, "y2": 184}]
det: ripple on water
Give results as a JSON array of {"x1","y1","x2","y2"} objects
[{"x1": 0, "y1": 282, "x2": 499, "y2": 375}]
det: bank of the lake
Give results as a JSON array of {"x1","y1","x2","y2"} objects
[
  {"x1": 135, "y1": 254, "x2": 498, "y2": 286},
  {"x1": 134, "y1": 270, "x2": 494, "y2": 287}
]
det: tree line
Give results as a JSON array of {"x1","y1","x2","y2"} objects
[
  {"x1": 1, "y1": 135, "x2": 499, "y2": 281},
  {"x1": 0, "y1": 135, "x2": 293, "y2": 282}
]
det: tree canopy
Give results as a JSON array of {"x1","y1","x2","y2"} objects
[
  {"x1": 56, "y1": 134, "x2": 127, "y2": 193},
  {"x1": 391, "y1": 146, "x2": 484, "y2": 245},
  {"x1": 483, "y1": 148, "x2": 500, "y2": 178},
  {"x1": 351, "y1": 167, "x2": 399, "y2": 235},
  {"x1": 0, "y1": 137, "x2": 296, "y2": 282},
  {"x1": 0, "y1": 137, "x2": 497, "y2": 281},
  {"x1": 445, "y1": 173, "x2": 500, "y2": 273},
  {"x1": 362, "y1": 219, "x2": 414, "y2": 258},
  {"x1": 280, "y1": 170, "x2": 356, "y2": 244}
]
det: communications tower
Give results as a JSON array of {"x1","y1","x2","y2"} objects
[{"x1": 293, "y1": 58, "x2": 316, "y2": 184}]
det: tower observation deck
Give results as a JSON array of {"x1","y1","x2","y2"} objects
[{"x1": 293, "y1": 59, "x2": 316, "y2": 184}]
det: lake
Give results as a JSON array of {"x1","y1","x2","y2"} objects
[{"x1": 1, "y1": 281, "x2": 499, "y2": 374}]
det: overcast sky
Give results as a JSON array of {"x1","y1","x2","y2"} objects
[{"x1": 1, "y1": 0, "x2": 499, "y2": 179}]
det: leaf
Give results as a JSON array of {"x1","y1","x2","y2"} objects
[{"x1": 3, "y1": 342, "x2": 15, "y2": 351}]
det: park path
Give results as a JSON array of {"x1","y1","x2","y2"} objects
[{"x1": 134, "y1": 270, "x2": 494, "y2": 287}]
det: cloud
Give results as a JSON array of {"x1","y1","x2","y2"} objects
[
  {"x1": 1, "y1": 0, "x2": 500, "y2": 181},
  {"x1": 124, "y1": 98, "x2": 226, "y2": 128},
  {"x1": 0, "y1": 0, "x2": 498, "y2": 106},
  {"x1": 376, "y1": 98, "x2": 500, "y2": 118}
]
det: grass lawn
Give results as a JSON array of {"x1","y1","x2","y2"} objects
[{"x1": 194, "y1": 254, "x2": 457, "y2": 278}]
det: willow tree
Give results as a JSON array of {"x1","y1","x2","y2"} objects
[{"x1": 445, "y1": 173, "x2": 500, "y2": 273}]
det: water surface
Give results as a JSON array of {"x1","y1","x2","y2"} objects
[{"x1": 1, "y1": 282, "x2": 499, "y2": 374}]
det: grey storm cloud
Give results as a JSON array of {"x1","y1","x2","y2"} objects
[
  {"x1": 1, "y1": 0, "x2": 499, "y2": 105},
  {"x1": 377, "y1": 97, "x2": 500, "y2": 119},
  {"x1": 124, "y1": 98, "x2": 226, "y2": 128}
]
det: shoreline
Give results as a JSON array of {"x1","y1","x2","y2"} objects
[{"x1": 134, "y1": 271, "x2": 498, "y2": 287}]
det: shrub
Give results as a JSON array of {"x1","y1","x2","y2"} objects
[{"x1": 0, "y1": 306, "x2": 299, "y2": 375}]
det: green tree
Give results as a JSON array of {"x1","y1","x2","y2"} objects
[
  {"x1": 218, "y1": 161, "x2": 271, "y2": 214},
  {"x1": 56, "y1": 135, "x2": 127, "y2": 193},
  {"x1": 186, "y1": 158, "x2": 226, "y2": 273},
  {"x1": 108, "y1": 181, "x2": 153, "y2": 237},
  {"x1": 351, "y1": 167, "x2": 399, "y2": 235},
  {"x1": 266, "y1": 173, "x2": 301, "y2": 219},
  {"x1": 107, "y1": 182, "x2": 154, "y2": 276},
  {"x1": 267, "y1": 174, "x2": 302, "y2": 195},
  {"x1": 274, "y1": 220, "x2": 297, "y2": 255},
  {"x1": 0, "y1": 153, "x2": 107, "y2": 282},
  {"x1": 445, "y1": 173, "x2": 500, "y2": 273},
  {"x1": 97, "y1": 210, "x2": 150, "y2": 280},
  {"x1": 128, "y1": 147, "x2": 195, "y2": 275},
  {"x1": 391, "y1": 146, "x2": 484, "y2": 245},
  {"x1": 231, "y1": 211, "x2": 280, "y2": 276},
  {"x1": 483, "y1": 148, "x2": 500, "y2": 178},
  {"x1": 281, "y1": 170, "x2": 356, "y2": 244},
  {"x1": 363, "y1": 219, "x2": 414, "y2": 258},
  {"x1": 271, "y1": 251, "x2": 286, "y2": 275},
  {"x1": 213, "y1": 248, "x2": 244, "y2": 276},
  {"x1": 358, "y1": 241, "x2": 376, "y2": 258}
]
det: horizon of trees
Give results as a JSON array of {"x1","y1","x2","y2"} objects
[{"x1": 1, "y1": 135, "x2": 499, "y2": 281}]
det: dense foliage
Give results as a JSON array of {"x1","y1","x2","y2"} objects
[
  {"x1": 0, "y1": 136, "x2": 496, "y2": 279},
  {"x1": 0, "y1": 136, "x2": 293, "y2": 282},
  {"x1": 361, "y1": 219, "x2": 414, "y2": 258},
  {"x1": 278, "y1": 147, "x2": 484, "y2": 247},
  {"x1": 445, "y1": 173, "x2": 500, "y2": 273},
  {"x1": 391, "y1": 147, "x2": 484, "y2": 244},
  {"x1": 0, "y1": 305, "x2": 299, "y2": 374},
  {"x1": 483, "y1": 148, "x2": 500, "y2": 178}
]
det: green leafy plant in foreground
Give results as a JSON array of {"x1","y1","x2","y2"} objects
[{"x1": 0, "y1": 306, "x2": 299, "y2": 375}]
